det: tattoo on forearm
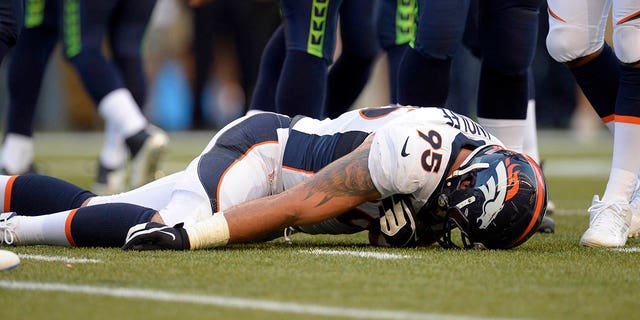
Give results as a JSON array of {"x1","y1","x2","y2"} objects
[{"x1": 302, "y1": 144, "x2": 377, "y2": 207}]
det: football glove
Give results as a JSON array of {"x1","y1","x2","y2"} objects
[
  {"x1": 378, "y1": 194, "x2": 418, "y2": 247},
  {"x1": 122, "y1": 222, "x2": 191, "y2": 250}
]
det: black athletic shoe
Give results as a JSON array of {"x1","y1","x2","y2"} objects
[{"x1": 538, "y1": 216, "x2": 556, "y2": 233}]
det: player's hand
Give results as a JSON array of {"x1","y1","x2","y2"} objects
[
  {"x1": 379, "y1": 195, "x2": 418, "y2": 247},
  {"x1": 122, "y1": 222, "x2": 191, "y2": 250}
]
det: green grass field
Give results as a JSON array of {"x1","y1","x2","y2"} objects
[{"x1": 1, "y1": 129, "x2": 639, "y2": 320}]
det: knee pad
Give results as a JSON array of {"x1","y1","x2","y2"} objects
[
  {"x1": 546, "y1": 23, "x2": 603, "y2": 63},
  {"x1": 613, "y1": 25, "x2": 640, "y2": 64}
]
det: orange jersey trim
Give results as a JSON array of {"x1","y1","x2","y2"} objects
[
  {"x1": 281, "y1": 166, "x2": 315, "y2": 175},
  {"x1": 3, "y1": 175, "x2": 18, "y2": 212},
  {"x1": 215, "y1": 141, "x2": 278, "y2": 212},
  {"x1": 547, "y1": 5, "x2": 566, "y2": 23},
  {"x1": 614, "y1": 115, "x2": 640, "y2": 125},
  {"x1": 601, "y1": 114, "x2": 615, "y2": 124},
  {"x1": 65, "y1": 209, "x2": 79, "y2": 247},
  {"x1": 618, "y1": 9, "x2": 640, "y2": 25}
]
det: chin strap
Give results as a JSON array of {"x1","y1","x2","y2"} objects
[{"x1": 432, "y1": 207, "x2": 481, "y2": 250}]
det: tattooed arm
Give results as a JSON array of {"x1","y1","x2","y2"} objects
[{"x1": 225, "y1": 135, "x2": 381, "y2": 244}]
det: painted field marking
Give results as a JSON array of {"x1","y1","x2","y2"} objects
[
  {"x1": 611, "y1": 247, "x2": 640, "y2": 253},
  {"x1": 0, "y1": 280, "x2": 515, "y2": 320},
  {"x1": 305, "y1": 249, "x2": 412, "y2": 260},
  {"x1": 17, "y1": 254, "x2": 103, "y2": 264}
]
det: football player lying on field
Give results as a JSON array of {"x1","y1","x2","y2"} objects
[{"x1": 0, "y1": 106, "x2": 548, "y2": 250}]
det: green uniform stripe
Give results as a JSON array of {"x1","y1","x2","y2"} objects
[
  {"x1": 307, "y1": 0, "x2": 329, "y2": 58},
  {"x1": 63, "y1": 0, "x2": 82, "y2": 58},
  {"x1": 396, "y1": 0, "x2": 416, "y2": 46},
  {"x1": 25, "y1": 0, "x2": 46, "y2": 28}
]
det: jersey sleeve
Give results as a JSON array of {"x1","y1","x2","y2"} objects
[{"x1": 368, "y1": 123, "x2": 450, "y2": 198}]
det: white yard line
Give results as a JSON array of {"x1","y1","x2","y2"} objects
[
  {"x1": 611, "y1": 247, "x2": 640, "y2": 253},
  {"x1": 0, "y1": 280, "x2": 515, "y2": 320},
  {"x1": 304, "y1": 249, "x2": 413, "y2": 260},
  {"x1": 551, "y1": 209, "x2": 588, "y2": 216},
  {"x1": 17, "y1": 254, "x2": 103, "y2": 264}
]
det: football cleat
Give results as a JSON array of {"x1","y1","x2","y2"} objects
[
  {"x1": 630, "y1": 210, "x2": 640, "y2": 239},
  {"x1": 93, "y1": 162, "x2": 126, "y2": 195},
  {"x1": 0, "y1": 212, "x2": 18, "y2": 245},
  {"x1": 127, "y1": 125, "x2": 169, "y2": 188},
  {"x1": 579, "y1": 195, "x2": 630, "y2": 247},
  {"x1": 538, "y1": 216, "x2": 555, "y2": 233}
]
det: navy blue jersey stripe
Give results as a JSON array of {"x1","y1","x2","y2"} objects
[
  {"x1": 197, "y1": 113, "x2": 291, "y2": 211},
  {"x1": 333, "y1": 131, "x2": 370, "y2": 159},
  {"x1": 283, "y1": 130, "x2": 370, "y2": 172}
]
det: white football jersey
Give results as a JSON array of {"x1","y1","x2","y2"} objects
[{"x1": 280, "y1": 106, "x2": 503, "y2": 235}]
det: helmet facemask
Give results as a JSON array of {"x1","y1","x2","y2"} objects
[{"x1": 430, "y1": 161, "x2": 492, "y2": 249}]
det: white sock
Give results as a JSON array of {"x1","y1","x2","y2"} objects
[
  {"x1": 611, "y1": 122, "x2": 640, "y2": 174},
  {"x1": 599, "y1": 122, "x2": 640, "y2": 203},
  {"x1": 0, "y1": 133, "x2": 34, "y2": 174},
  {"x1": 99, "y1": 121, "x2": 127, "y2": 169},
  {"x1": 14, "y1": 210, "x2": 74, "y2": 246},
  {"x1": 522, "y1": 99, "x2": 540, "y2": 164},
  {"x1": 602, "y1": 168, "x2": 637, "y2": 203},
  {"x1": 477, "y1": 117, "x2": 527, "y2": 152},
  {"x1": 98, "y1": 88, "x2": 147, "y2": 138}
]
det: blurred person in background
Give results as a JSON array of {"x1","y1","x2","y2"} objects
[
  {"x1": 376, "y1": 0, "x2": 414, "y2": 105},
  {"x1": 190, "y1": 0, "x2": 279, "y2": 129},
  {"x1": 249, "y1": 0, "x2": 382, "y2": 119},
  {"x1": 324, "y1": 0, "x2": 380, "y2": 118},
  {"x1": 396, "y1": 0, "x2": 541, "y2": 156},
  {"x1": 0, "y1": 0, "x2": 22, "y2": 63},
  {"x1": 0, "y1": 0, "x2": 168, "y2": 195},
  {"x1": 249, "y1": 0, "x2": 344, "y2": 118}
]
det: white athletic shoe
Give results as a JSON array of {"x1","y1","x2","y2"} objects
[
  {"x1": 628, "y1": 181, "x2": 640, "y2": 238},
  {"x1": 579, "y1": 195, "x2": 631, "y2": 248},
  {"x1": 630, "y1": 210, "x2": 640, "y2": 239},
  {"x1": 0, "y1": 212, "x2": 18, "y2": 245},
  {"x1": 128, "y1": 125, "x2": 169, "y2": 188}
]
